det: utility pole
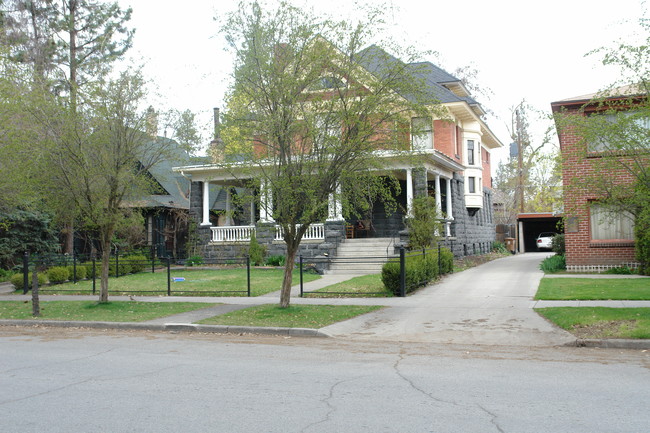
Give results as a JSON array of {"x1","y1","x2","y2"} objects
[{"x1": 516, "y1": 105, "x2": 524, "y2": 213}]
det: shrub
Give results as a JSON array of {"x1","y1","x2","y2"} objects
[
  {"x1": 266, "y1": 255, "x2": 286, "y2": 266},
  {"x1": 492, "y1": 241, "x2": 508, "y2": 254},
  {"x1": 603, "y1": 266, "x2": 635, "y2": 275},
  {"x1": 10, "y1": 272, "x2": 47, "y2": 290},
  {"x1": 125, "y1": 255, "x2": 147, "y2": 273},
  {"x1": 381, "y1": 249, "x2": 449, "y2": 296},
  {"x1": 551, "y1": 234, "x2": 565, "y2": 256},
  {"x1": 0, "y1": 268, "x2": 16, "y2": 282},
  {"x1": 248, "y1": 232, "x2": 266, "y2": 266},
  {"x1": 47, "y1": 266, "x2": 71, "y2": 284},
  {"x1": 539, "y1": 255, "x2": 566, "y2": 273},
  {"x1": 186, "y1": 255, "x2": 204, "y2": 267},
  {"x1": 83, "y1": 262, "x2": 97, "y2": 278},
  {"x1": 66, "y1": 265, "x2": 87, "y2": 280}
]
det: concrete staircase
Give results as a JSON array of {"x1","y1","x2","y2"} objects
[{"x1": 325, "y1": 237, "x2": 397, "y2": 275}]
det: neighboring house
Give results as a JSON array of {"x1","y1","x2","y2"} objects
[
  {"x1": 551, "y1": 86, "x2": 647, "y2": 271},
  {"x1": 174, "y1": 45, "x2": 504, "y2": 265}
]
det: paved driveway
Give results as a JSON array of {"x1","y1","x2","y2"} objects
[{"x1": 321, "y1": 253, "x2": 576, "y2": 346}]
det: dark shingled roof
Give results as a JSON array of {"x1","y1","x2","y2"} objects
[{"x1": 355, "y1": 45, "x2": 481, "y2": 108}]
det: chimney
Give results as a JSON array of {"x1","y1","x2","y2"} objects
[
  {"x1": 209, "y1": 107, "x2": 225, "y2": 162},
  {"x1": 146, "y1": 106, "x2": 158, "y2": 138}
]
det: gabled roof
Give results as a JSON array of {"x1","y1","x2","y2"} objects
[{"x1": 551, "y1": 84, "x2": 648, "y2": 111}]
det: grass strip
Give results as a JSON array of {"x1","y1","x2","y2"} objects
[
  {"x1": 198, "y1": 304, "x2": 383, "y2": 328},
  {"x1": 536, "y1": 307, "x2": 650, "y2": 339},
  {"x1": 31, "y1": 268, "x2": 320, "y2": 297},
  {"x1": 308, "y1": 274, "x2": 393, "y2": 297},
  {"x1": 536, "y1": 278, "x2": 650, "y2": 300},
  {"x1": 0, "y1": 301, "x2": 218, "y2": 322}
]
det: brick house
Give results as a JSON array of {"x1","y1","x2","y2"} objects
[
  {"x1": 174, "y1": 45, "x2": 503, "y2": 268},
  {"x1": 551, "y1": 86, "x2": 648, "y2": 271}
]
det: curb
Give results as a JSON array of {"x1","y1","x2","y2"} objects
[
  {"x1": 575, "y1": 338, "x2": 650, "y2": 350},
  {"x1": 0, "y1": 320, "x2": 328, "y2": 338}
]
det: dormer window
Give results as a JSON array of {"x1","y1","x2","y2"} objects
[
  {"x1": 411, "y1": 117, "x2": 433, "y2": 150},
  {"x1": 309, "y1": 75, "x2": 347, "y2": 91}
]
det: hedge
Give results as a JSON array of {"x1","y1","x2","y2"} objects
[
  {"x1": 381, "y1": 247, "x2": 453, "y2": 296},
  {"x1": 47, "y1": 266, "x2": 70, "y2": 284},
  {"x1": 10, "y1": 272, "x2": 47, "y2": 290}
]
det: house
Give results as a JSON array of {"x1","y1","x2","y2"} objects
[
  {"x1": 174, "y1": 45, "x2": 504, "y2": 266},
  {"x1": 551, "y1": 85, "x2": 648, "y2": 271}
]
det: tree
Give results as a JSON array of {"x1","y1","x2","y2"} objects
[
  {"x1": 43, "y1": 70, "x2": 174, "y2": 302},
  {"x1": 221, "y1": 1, "x2": 438, "y2": 308},
  {"x1": 556, "y1": 17, "x2": 649, "y2": 273},
  {"x1": 493, "y1": 101, "x2": 561, "y2": 224}
]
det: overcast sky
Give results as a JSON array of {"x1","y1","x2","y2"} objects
[{"x1": 117, "y1": 0, "x2": 647, "y2": 164}]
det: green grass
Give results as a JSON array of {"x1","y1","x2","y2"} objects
[
  {"x1": 536, "y1": 278, "x2": 650, "y2": 300},
  {"x1": 0, "y1": 301, "x2": 218, "y2": 322},
  {"x1": 31, "y1": 267, "x2": 320, "y2": 297},
  {"x1": 198, "y1": 304, "x2": 383, "y2": 328},
  {"x1": 307, "y1": 273, "x2": 393, "y2": 297},
  {"x1": 536, "y1": 307, "x2": 650, "y2": 339}
]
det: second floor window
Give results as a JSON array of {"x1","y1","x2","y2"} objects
[
  {"x1": 411, "y1": 117, "x2": 432, "y2": 150},
  {"x1": 468, "y1": 176, "x2": 476, "y2": 193},
  {"x1": 467, "y1": 140, "x2": 475, "y2": 165}
]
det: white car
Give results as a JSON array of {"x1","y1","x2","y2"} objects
[{"x1": 536, "y1": 232, "x2": 557, "y2": 251}]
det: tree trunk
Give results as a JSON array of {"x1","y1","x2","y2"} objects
[
  {"x1": 31, "y1": 266, "x2": 40, "y2": 317},
  {"x1": 279, "y1": 242, "x2": 298, "y2": 308}
]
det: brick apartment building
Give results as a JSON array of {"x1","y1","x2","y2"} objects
[{"x1": 551, "y1": 86, "x2": 647, "y2": 271}]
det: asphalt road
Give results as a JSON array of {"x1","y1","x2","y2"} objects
[{"x1": 1, "y1": 327, "x2": 648, "y2": 433}]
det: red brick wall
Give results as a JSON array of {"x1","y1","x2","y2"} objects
[
  {"x1": 433, "y1": 120, "x2": 462, "y2": 164},
  {"x1": 482, "y1": 147, "x2": 492, "y2": 189},
  {"x1": 558, "y1": 110, "x2": 637, "y2": 268}
]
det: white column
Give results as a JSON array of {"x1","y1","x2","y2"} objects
[
  {"x1": 406, "y1": 168, "x2": 413, "y2": 217},
  {"x1": 327, "y1": 184, "x2": 344, "y2": 221},
  {"x1": 259, "y1": 179, "x2": 274, "y2": 223},
  {"x1": 201, "y1": 181, "x2": 210, "y2": 226},
  {"x1": 434, "y1": 174, "x2": 442, "y2": 213},
  {"x1": 250, "y1": 197, "x2": 255, "y2": 226},
  {"x1": 445, "y1": 178, "x2": 453, "y2": 219},
  {"x1": 225, "y1": 188, "x2": 232, "y2": 226}
]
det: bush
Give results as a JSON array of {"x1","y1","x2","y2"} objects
[
  {"x1": 248, "y1": 232, "x2": 266, "y2": 266},
  {"x1": 47, "y1": 266, "x2": 71, "y2": 284},
  {"x1": 0, "y1": 268, "x2": 16, "y2": 282},
  {"x1": 492, "y1": 241, "x2": 508, "y2": 254},
  {"x1": 66, "y1": 265, "x2": 87, "y2": 280},
  {"x1": 539, "y1": 255, "x2": 566, "y2": 273},
  {"x1": 551, "y1": 234, "x2": 565, "y2": 256},
  {"x1": 186, "y1": 255, "x2": 204, "y2": 267},
  {"x1": 381, "y1": 248, "x2": 453, "y2": 296},
  {"x1": 603, "y1": 266, "x2": 635, "y2": 275},
  {"x1": 266, "y1": 255, "x2": 286, "y2": 266},
  {"x1": 125, "y1": 255, "x2": 147, "y2": 273},
  {"x1": 10, "y1": 272, "x2": 47, "y2": 290}
]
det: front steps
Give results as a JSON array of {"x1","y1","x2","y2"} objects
[{"x1": 325, "y1": 237, "x2": 397, "y2": 275}]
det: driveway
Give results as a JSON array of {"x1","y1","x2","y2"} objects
[{"x1": 321, "y1": 253, "x2": 576, "y2": 346}]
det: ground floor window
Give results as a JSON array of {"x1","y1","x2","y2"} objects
[{"x1": 590, "y1": 203, "x2": 634, "y2": 241}]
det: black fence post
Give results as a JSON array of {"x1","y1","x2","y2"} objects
[
  {"x1": 166, "y1": 257, "x2": 171, "y2": 296},
  {"x1": 299, "y1": 255, "x2": 304, "y2": 297},
  {"x1": 151, "y1": 245, "x2": 155, "y2": 274},
  {"x1": 115, "y1": 248, "x2": 119, "y2": 278},
  {"x1": 246, "y1": 255, "x2": 251, "y2": 297},
  {"x1": 92, "y1": 258, "x2": 96, "y2": 295},
  {"x1": 73, "y1": 253, "x2": 77, "y2": 283},
  {"x1": 23, "y1": 251, "x2": 29, "y2": 294},
  {"x1": 399, "y1": 247, "x2": 406, "y2": 297}
]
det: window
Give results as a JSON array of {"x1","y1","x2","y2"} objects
[
  {"x1": 590, "y1": 203, "x2": 634, "y2": 241},
  {"x1": 467, "y1": 140, "x2": 475, "y2": 165},
  {"x1": 468, "y1": 176, "x2": 476, "y2": 193},
  {"x1": 588, "y1": 110, "x2": 650, "y2": 152},
  {"x1": 411, "y1": 117, "x2": 433, "y2": 150}
]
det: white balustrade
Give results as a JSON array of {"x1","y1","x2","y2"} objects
[
  {"x1": 275, "y1": 223, "x2": 325, "y2": 241},
  {"x1": 210, "y1": 225, "x2": 255, "y2": 242}
]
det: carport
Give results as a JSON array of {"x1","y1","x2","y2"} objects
[{"x1": 517, "y1": 213, "x2": 563, "y2": 252}]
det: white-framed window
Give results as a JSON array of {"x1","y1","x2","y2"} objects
[
  {"x1": 467, "y1": 140, "x2": 475, "y2": 165},
  {"x1": 411, "y1": 117, "x2": 433, "y2": 150},
  {"x1": 468, "y1": 176, "x2": 476, "y2": 193},
  {"x1": 588, "y1": 110, "x2": 650, "y2": 152},
  {"x1": 590, "y1": 203, "x2": 634, "y2": 241}
]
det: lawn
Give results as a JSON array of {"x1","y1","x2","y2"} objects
[
  {"x1": 306, "y1": 273, "x2": 393, "y2": 297},
  {"x1": 198, "y1": 304, "x2": 383, "y2": 328},
  {"x1": 0, "y1": 301, "x2": 218, "y2": 322},
  {"x1": 536, "y1": 278, "x2": 650, "y2": 300},
  {"x1": 536, "y1": 307, "x2": 650, "y2": 339},
  {"x1": 31, "y1": 267, "x2": 320, "y2": 297}
]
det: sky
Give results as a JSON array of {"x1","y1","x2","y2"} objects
[{"x1": 117, "y1": 0, "x2": 648, "y2": 166}]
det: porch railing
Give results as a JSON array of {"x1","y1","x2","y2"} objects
[
  {"x1": 210, "y1": 225, "x2": 255, "y2": 242},
  {"x1": 275, "y1": 223, "x2": 325, "y2": 241}
]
